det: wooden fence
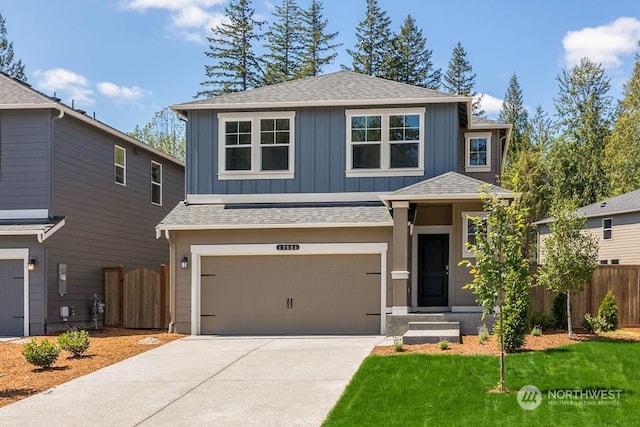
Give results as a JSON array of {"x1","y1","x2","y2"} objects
[
  {"x1": 104, "y1": 265, "x2": 169, "y2": 329},
  {"x1": 531, "y1": 265, "x2": 640, "y2": 327}
]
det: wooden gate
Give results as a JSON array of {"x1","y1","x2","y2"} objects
[{"x1": 104, "y1": 265, "x2": 169, "y2": 329}]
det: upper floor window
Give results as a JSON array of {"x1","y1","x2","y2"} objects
[
  {"x1": 114, "y1": 145, "x2": 126, "y2": 186},
  {"x1": 465, "y1": 132, "x2": 492, "y2": 172},
  {"x1": 462, "y1": 211, "x2": 488, "y2": 258},
  {"x1": 151, "y1": 161, "x2": 162, "y2": 206},
  {"x1": 346, "y1": 108, "x2": 425, "y2": 177},
  {"x1": 602, "y1": 218, "x2": 612, "y2": 240},
  {"x1": 217, "y1": 112, "x2": 295, "y2": 180}
]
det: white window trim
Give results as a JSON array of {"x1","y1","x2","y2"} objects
[
  {"x1": 151, "y1": 161, "x2": 162, "y2": 206},
  {"x1": 345, "y1": 108, "x2": 425, "y2": 177},
  {"x1": 114, "y1": 145, "x2": 126, "y2": 186},
  {"x1": 217, "y1": 111, "x2": 295, "y2": 180},
  {"x1": 602, "y1": 217, "x2": 612, "y2": 240},
  {"x1": 462, "y1": 211, "x2": 488, "y2": 258},
  {"x1": 465, "y1": 132, "x2": 492, "y2": 173}
]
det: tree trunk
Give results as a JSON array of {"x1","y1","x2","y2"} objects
[
  {"x1": 499, "y1": 297, "x2": 506, "y2": 392},
  {"x1": 567, "y1": 289, "x2": 573, "y2": 339}
]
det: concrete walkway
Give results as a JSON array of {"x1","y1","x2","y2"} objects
[{"x1": 0, "y1": 336, "x2": 382, "y2": 426}]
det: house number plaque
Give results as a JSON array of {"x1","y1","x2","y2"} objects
[{"x1": 276, "y1": 244, "x2": 300, "y2": 251}]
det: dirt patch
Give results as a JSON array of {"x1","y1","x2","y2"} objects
[
  {"x1": 372, "y1": 328, "x2": 640, "y2": 356},
  {"x1": 0, "y1": 328, "x2": 184, "y2": 408}
]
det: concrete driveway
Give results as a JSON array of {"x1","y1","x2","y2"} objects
[{"x1": 0, "y1": 335, "x2": 382, "y2": 426}]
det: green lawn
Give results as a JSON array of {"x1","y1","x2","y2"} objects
[{"x1": 323, "y1": 341, "x2": 640, "y2": 426}]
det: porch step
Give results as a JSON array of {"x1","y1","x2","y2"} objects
[
  {"x1": 402, "y1": 321, "x2": 461, "y2": 345},
  {"x1": 407, "y1": 321, "x2": 460, "y2": 331}
]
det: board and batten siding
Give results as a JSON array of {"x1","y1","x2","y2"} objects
[
  {"x1": 186, "y1": 104, "x2": 461, "y2": 195},
  {"x1": 0, "y1": 110, "x2": 51, "y2": 210},
  {"x1": 45, "y1": 116, "x2": 184, "y2": 327}
]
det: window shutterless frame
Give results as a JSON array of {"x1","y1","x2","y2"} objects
[
  {"x1": 462, "y1": 211, "x2": 489, "y2": 258},
  {"x1": 114, "y1": 145, "x2": 126, "y2": 186},
  {"x1": 602, "y1": 218, "x2": 612, "y2": 240},
  {"x1": 464, "y1": 132, "x2": 492, "y2": 172},
  {"x1": 151, "y1": 161, "x2": 162, "y2": 206}
]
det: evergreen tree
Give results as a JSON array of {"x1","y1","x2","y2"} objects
[
  {"x1": 604, "y1": 52, "x2": 640, "y2": 196},
  {"x1": 387, "y1": 15, "x2": 441, "y2": 89},
  {"x1": 551, "y1": 57, "x2": 612, "y2": 206},
  {"x1": 528, "y1": 105, "x2": 554, "y2": 149},
  {"x1": 197, "y1": 0, "x2": 264, "y2": 98},
  {"x1": 443, "y1": 42, "x2": 484, "y2": 116},
  {"x1": 262, "y1": 0, "x2": 302, "y2": 85},
  {"x1": 346, "y1": 0, "x2": 393, "y2": 77},
  {"x1": 297, "y1": 0, "x2": 341, "y2": 78},
  {"x1": 0, "y1": 14, "x2": 26, "y2": 81},
  {"x1": 499, "y1": 73, "x2": 528, "y2": 161}
]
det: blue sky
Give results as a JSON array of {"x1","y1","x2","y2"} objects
[{"x1": 2, "y1": 0, "x2": 639, "y2": 133}]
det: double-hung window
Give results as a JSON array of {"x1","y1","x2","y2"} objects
[
  {"x1": 346, "y1": 108, "x2": 425, "y2": 177},
  {"x1": 151, "y1": 161, "x2": 162, "y2": 206},
  {"x1": 462, "y1": 211, "x2": 488, "y2": 258},
  {"x1": 217, "y1": 112, "x2": 295, "y2": 180},
  {"x1": 114, "y1": 145, "x2": 126, "y2": 186},
  {"x1": 602, "y1": 218, "x2": 612, "y2": 240},
  {"x1": 465, "y1": 132, "x2": 492, "y2": 172}
]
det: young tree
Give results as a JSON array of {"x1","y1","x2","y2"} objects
[
  {"x1": 0, "y1": 14, "x2": 26, "y2": 81},
  {"x1": 297, "y1": 0, "x2": 341, "y2": 78},
  {"x1": 387, "y1": 15, "x2": 441, "y2": 89},
  {"x1": 262, "y1": 0, "x2": 302, "y2": 85},
  {"x1": 551, "y1": 58, "x2": 612, "y2": 206},
  {"x1": 604, "y1": 52, "x2": 640, "y2": 196},
  {"x1": 537, "y1": 206, "x2": 598, "y2": 338},
  {"x1": 346, "y1": 0, "x2": 393, "y2": 77},
  {"x1": 443, "y1": 42, "x2": 484, "y2": 116},
  {"x1": 129, "y1": 107, "x2": 186, "y2": 160},
  {"x1": 499, "y1": 73, "x2": 528, "y2": 161},
  {"x1": 460, "y1": 189, "x2": 531, "y2": 391},
  {"x1": 197, "y1": 0, "x2": 264, "y2": 98}
]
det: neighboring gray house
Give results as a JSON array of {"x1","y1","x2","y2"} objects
[
  {"x1": 537, "y1": 189, "x2": 640, "y2": 265},
  {"x1": 157, "y1": 71, "x2": 512, "y2": 339},
  {"x1": 0, "y1": 73, "x2": 184, "y2": 336}
]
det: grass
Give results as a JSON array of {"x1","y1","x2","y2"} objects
[{"x1": 323, "y1": 341, "x2": 640, "y2": 426}]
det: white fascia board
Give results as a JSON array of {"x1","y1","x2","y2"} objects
[
  {"x1": 0, "y1": 230, "x2": 41, "y2": 236},
  {"x1": 0, "y1": 209, "x2": 49, "y2": 220},
  {"x1": 157, "y1": 221, "x2": 393, "y2": 232},
  {"x1": 186, "y1": 192, "x2": 390, "y2": 204},
  {"x1": 469, "y1": 123, "x2": 512, "y2": 130},
  {"x1": 380, "y1": 192, "x2": 515, "y2": 202},
  {"x1": 39, "y1": 218, "x2": 66, "y2": 243}
]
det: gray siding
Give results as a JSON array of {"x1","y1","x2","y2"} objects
[
  {"x1": 187, "y1": 104, "x2": 461, "y2": 195},
  {"x1": 0, "y1": 110, "x2": 50, "y2": 209},
  {"x1": 458, "y1": 127, "x2": 503, "y2": 185},
  {"x1": 45, "y1": 116, "x2": 184, "y2": 327}
]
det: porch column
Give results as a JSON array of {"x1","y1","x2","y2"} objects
[{"x1": 391, "y1": 201, "x2": 410, "y2": 314}]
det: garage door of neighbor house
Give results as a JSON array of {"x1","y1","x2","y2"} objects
[
  {"x1": 200, "y1": 254, "x2": 381, "y2": 335},
  {"x1": 0, "y1": 259, "x2": 24, "y2": 336}
]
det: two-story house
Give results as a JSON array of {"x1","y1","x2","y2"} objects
[
  {"x1": 0, "y1": 73, "x2": 184, "y2": 337},
  {"x1": 157, "y1": 71, "x2": 512, "y2": 338}
]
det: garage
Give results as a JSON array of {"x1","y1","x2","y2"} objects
[
  {"x1": 0, "y1": 259, "x2": 25, "y2": 336},
  {"x1": 199, "y1": 253, "x2": 382, "y2": 335}
]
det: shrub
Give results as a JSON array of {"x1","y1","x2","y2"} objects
[
  {"x1": 597, "y1": 291, "x2": 619, "y2": 332},
  {"x1": 582, "y1": 313, "x2": 600, "y2": 334},
  {"x1": 552, "y1": 293, "x2": 568, "y2": 329},
  {"x1": 478, "y1": 324, "x2": 490, "y2": 345},
  {"x1": 58, "y1": 330, "x2": 90, "y2": 357},
  {"x1": 438, "y1": 339, "x2": 449, "y2": 350},
  {"x1": 529, "y1": 311, "x2": 553, "y2": 330},
  {"x1": 392, "y1": 336, "x2": 403, "y2": 352},
  {"x1": 531, "y1": 326, "x2": 542, "y2": 336},
  {"x1": 22, "y1": 338, "x2": 60, "y2": 369}
]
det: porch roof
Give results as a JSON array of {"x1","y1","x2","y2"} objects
[
  {"x1": 380, "y1": 172, "x2": 514, "y2": 202},
  {"x1": 0, "y1": 217, "x2": 66, "y2": 242}
]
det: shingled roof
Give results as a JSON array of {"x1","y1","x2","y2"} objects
[{"x1": 0, "y1": 75, "x2": 51, "y2": 105}]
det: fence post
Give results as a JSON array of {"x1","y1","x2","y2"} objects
[{"x1": 160, "y1": 264, "x2": 167, "y2": 328}]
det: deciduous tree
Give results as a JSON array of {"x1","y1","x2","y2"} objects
[{"x1": 130, "y1": 107, "x2": 185, "y2": 160}]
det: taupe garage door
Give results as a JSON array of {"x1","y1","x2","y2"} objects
[
  {"x1": 0, "y1": 259, "x2": 24, "y2": 336},
  {"x1": 200, "y1": 254, "x2": 381, "y2": 335}
]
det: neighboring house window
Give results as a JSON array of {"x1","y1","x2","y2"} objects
[
  {"x1": 151, "y1": 161, "x2": 162, "y2": 206},
  {"x1": 465, "y1": 132, "x2": 492, "y2": 172},
  {"x1": 462, "y1": 211, "x2": 488, "y2": 258},
  {"x1": 114, "y1": 145, "x2": 126, "y2": 186},
  {"x1": 345, "y1": 108, "x2": 425, "y2": 177},
  {"x1": 602, "y1": 218, "x2": 612, "y2": 240},
  {"x1": 217, "y1": 112, "x2": 295, "y2": 180},
  {"x1": 599, "y1": 260, "x2": 609, "y2": 265},
  {"x1": 611, "y1": 259, "x2": 620, "y2": 265}
]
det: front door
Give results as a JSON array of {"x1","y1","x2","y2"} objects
[{"x1": 418, "y1": 234, "x2": 449, "y2": 307}]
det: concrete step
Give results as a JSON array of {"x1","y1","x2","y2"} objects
[
  {"x1": 402, "y1": 329, "x2": 461, "y2": 345},
  {"x1": 407, "y1": 321, "x2": 460, "y2": 331}
]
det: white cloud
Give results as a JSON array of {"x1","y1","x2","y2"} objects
[
  {"x1": 119, "y1": 0, "x2": 227, "y2": 43},
  {"x1": 476, "y1": 93, "x2": 503, "y2": 117},
  {"x1": 33, "y1": 68, "x2": 95, "y2": 106},
  {"x1": 97, "y1": 82, "x2": 148, "y2": 103},
  {"x1": 562, "y1": 17, "x2": 640, "y2": 68}
]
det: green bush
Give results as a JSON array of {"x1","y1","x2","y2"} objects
[
  {"x1": 552, "y1": 293, "x2": 568, "y2": 329},
  {"x1": 529, "y1": 311, "x2": 553, "y2": 330},
  {"x1": 438, "y1": 339, "x2": 449, "y2": 350},
  {"x1": 392, "y1": 336, "x2": 403, "y2": 352},
  {"x1": 531, "y1": 326, "x2": 542, "y2": 336},
  {"x1": 582, "y1": 313, "x2": 600, "y2": 334},
  {"x1": 478, "y1": 324, "x2": 490, "y2": 345},
  {"x1": 22, "y1": 338, "x2": 60, "y2": 369},
  {"x1": 597, "y1": 291, "x2": 619, "y2": 332},
  {"x1": 58, "y1": 330, "x2": 90, "y2": 357}
]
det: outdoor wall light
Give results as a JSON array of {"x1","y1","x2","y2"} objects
[
  {"x1": 181, "y1": 256, "x2": 189, "y2": 269},
  {"x1": 28, "y1": 256, "x2": 37, "y2": 271}
]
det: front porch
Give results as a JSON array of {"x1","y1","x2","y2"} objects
[{"x1": 386, "y1": 312, "x2": 493, "y2": 337}]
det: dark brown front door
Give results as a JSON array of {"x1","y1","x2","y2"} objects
[{"x1": 418, "y1": 234, "x2": 449, "y2": 306}]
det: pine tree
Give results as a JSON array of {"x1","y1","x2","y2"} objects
[
  {"x1": 528, "y1": 105, "x2": 554, "y2": 149},
  {"x1": 604, "y1": 52, "x2": 640, "y2": 196},
  {"x1": 443, "y1": 42, "x2": 483, "y2": 116},
  {"x1": 387, "y1": 15, "x2": 441, "y2": 89},
  {"x1": 262, "y1": 0, "x2": 302, "y2": 85},
  {"x1": 346, "y1": 0, "x2": 393, "y2": 77},
  {"x1": 0, "y1": 14, "x2": 26, "y2": 81},
  {"x1": 499, "y1": 73, "x2": 529, "y2": 161},
  {"x1": 297, "y1": 0, "x2": 341, "y2": 78},
  {"x1": 551, "y1": 57, "x2": 612, "y2": 206},
  {"x1": 197, "y1": 0, "x2": 264, "y2": 98}
]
